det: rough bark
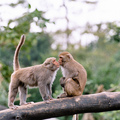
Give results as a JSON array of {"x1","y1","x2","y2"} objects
[
  {"x1": 0, "y1": 105, "x2": 7, "y2": 111},
  {"x1": 0, "y1": 92, "x2": 120, "y2": 120}
]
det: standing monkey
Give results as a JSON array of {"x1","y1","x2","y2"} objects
[
  {"x1": 8, "y1": 35, "x2": 59, "y2": 109},
  {"x1": 57, "y1": 52, "x2": 87, "y2": 98},
  {"x1": 57, "y1": 52, "x2": 87, "y2": 120}
]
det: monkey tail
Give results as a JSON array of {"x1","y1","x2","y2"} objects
[{"x1": 13, "y1": 34, "x2": 25, "y2": 71}]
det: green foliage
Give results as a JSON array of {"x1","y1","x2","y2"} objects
[
  {"x1": 110, "y1": 24, "x2": 120, "y2": 42},
  {"x1": 94, "y1": 111, "x2": 120, "y2": 120},
  {"x1": 0, "y1": 0, "x2": 52, "y2": 106},
  {"x1": 1, "y1": 63, "x2": 12, "y2": 83},
  {"x1": 0, "y1": 1, "x2": 120, "y2": 119},
  {"x1": 0, "y1": 84, "x2": 8, "y2": 106}
]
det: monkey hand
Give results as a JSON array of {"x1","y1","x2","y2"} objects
[
  {"x1": 71, "y1": 71, "x2": 79, "y2": 78},
  {"x1": 60, "y1": 77, "x2": 66, "y2": 87},
  {"x1": 72, "y1": 72, "x2": 79, "y2": 81}
]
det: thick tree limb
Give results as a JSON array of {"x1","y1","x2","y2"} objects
[{"x1": 0, "y1": 92, "x2": 120, "y2": 120}]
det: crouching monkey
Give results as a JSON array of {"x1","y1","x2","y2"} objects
[{"x1": 57, "y1": 52, "x2": 87, "y2": 120}]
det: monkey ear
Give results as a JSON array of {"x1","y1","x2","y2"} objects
[
  {"x1": 66, "y1": 54, "x2": 71, "y2": 61},
  {"x1": 44, "y1": 62, "x2": 50, "y2": 67}
]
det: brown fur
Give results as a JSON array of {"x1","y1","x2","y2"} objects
[
  {"x1": 58, "y1": 51, "x2": 87, "y2": 97},
  {"x1": 58, "y1": 52, "x2": 87, "y2": 120},
  {"x1": 8, "y1": 35, "x2": 59, "y2": 109}
]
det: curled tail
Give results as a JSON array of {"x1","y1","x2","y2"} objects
[{"x1": 13, "y1": 34, "x2": 25, "y2": 71}]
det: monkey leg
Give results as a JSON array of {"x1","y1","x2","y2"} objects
[
  {"x1": 47, "y1": 84, "x2": 54, "y2": 100},
  {"x1": 19, "y1": 85, "x2": 34, "y2": 106},
  {"x1": 8, "y1": 82, "x2": 19, "y2": 109},
  {"x1": 65, "y1": 78, "x2": 82, "y2": 96},
  {"x1": 38, "y1": 83, "x2": 50, "y2": 101},
  {"x1": 19, "y1": 85, "x2": 27, "y2": 105}
]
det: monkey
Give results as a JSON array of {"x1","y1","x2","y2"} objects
[
  {"x1": 8, "y1": 35, "x2": 59, "y2": 109},
  {"x1": 58, "y1": 72, "x2": 80, "y2": 98},
  {"x1": 57, "y1": 52, "x2": 87, "y2": 98},
  {"x1": 57, "y1": 52, "x2": 87, "y2": 120},
  {"x1": 58, "y1": 77, "x2": 80, "y2": 98}
]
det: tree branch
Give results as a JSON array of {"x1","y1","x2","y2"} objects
[{"x1": 0, "y1": 92, "x2": 120, "y2": 120}]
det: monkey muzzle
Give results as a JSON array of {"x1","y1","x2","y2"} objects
[
  {"x1": 54, "y1": 61, "x2": 60, "y2": 68},
  {"x1": 58, "y1": 59, "x2": 65, "y2": 66}
]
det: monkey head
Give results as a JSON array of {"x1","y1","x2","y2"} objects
[
  {"x1": 44, "y1": 57, "x2": 59, "y2": 71},
  {"x1": 58, "y1": 52, "x2": 73, "y2": 66}
]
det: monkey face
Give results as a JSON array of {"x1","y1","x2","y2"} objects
[
  {"x1": 44, "y1": 57, "x2": 59, "y2": 71},
  {"x1": 52, "y1": 60, "x2": 60, "y2": 71},
  {"x1": 58, "y1": 57, "x2": 63, "y2": 66},
  {"x1": 52, "y1": 59, "x2": 59, "y2": 68},
  {"x1": 58, "y1": 52, "x2": 73, "y2": 66}
]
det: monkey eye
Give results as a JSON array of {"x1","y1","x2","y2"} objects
[{"x1": 59, "y1": 57, "x2": 62, "y2": 59}]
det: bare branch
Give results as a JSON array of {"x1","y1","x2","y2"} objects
[{"x1": 0, "y1": 92, "x2": 120, "y2": 120}]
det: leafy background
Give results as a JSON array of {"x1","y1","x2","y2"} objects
[{"x1": 0, "y1": 0, "x2": 120, "y2": 120}]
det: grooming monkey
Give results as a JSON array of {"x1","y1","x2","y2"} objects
[
  {"x1": 57, "y1": 52, "x2": 87, "y2": 120},
  {"x1": 57, "y1": 51, "x2": 87, "y2": 98},
  {"x1": 8, "y1": 35, "x2": 59, "y2": 109}
]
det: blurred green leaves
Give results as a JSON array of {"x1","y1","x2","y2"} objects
[
  {"x1": 0, "y1": 0, "x2": 52, "y2": 105},
  {"x1": 0, "y1": 0, "x2": 120, "y2": 119}
]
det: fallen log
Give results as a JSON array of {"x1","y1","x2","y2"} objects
[{"x1": 0, "y1": 92, "x2": 120, "y2": 120}]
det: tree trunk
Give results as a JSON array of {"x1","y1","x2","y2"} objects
[{"x1": 0, "y1": 92, "x2": 120, "y2": 120}]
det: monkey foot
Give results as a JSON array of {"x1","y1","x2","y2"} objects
[
  {"x1": 21, "y1": 102, "x2": 34, "y2": 106},
  {"x1": 50, "y1": 98, "x2": 56, "y2": 100},
  {"x1": 57, "y1": 96, "x2": 63, "y2": 99},
  {"x1": 9, "y1": 105, "x2": 19, "y2": 110},
  {"x1": 44, "y1": 99, "x2": 51, "y2": 104},
  {"x1": 57, "y1": 93, "x2": 67, "y2": 99},
  {"x1": 27, "y1": 102, "x2": 34, "y2": 104},
  {"x1": 57, "y1": 96, "x2": 60, "y2": 99},
  {"x1": 49, "y1": 97, "x2": 55, "y2": 100}
]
